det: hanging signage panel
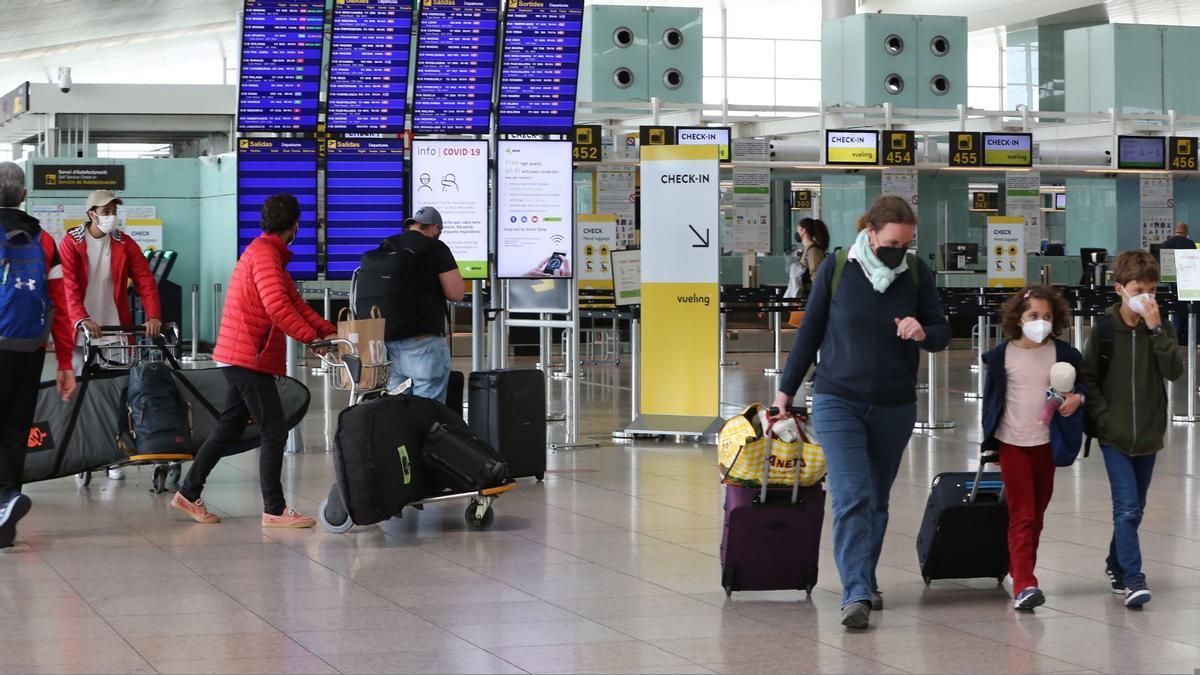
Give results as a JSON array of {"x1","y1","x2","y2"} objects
[
  {"x1": 412, "y1": 139, "x2": 490, "y2": 278},
  {"x1": 982, "y1": 133, "x2": 1033, "y2": 168},
  {"x1": 676, "y1": 127, "x2": 731, "y2": 162},
  {"x1": 496, "y1": 140, "x2": 574, "y2": 279},
  {"x1": 825, "y1": 130, "x2": 879, "y2": 165}
]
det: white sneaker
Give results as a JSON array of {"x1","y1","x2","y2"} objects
[{"x1": 107, "y1": 467, "x2": 126, "y2": 480}]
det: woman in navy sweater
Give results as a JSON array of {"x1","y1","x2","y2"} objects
[{"x1": 773, "y1": 195, "x2": 950, "y2": 629}]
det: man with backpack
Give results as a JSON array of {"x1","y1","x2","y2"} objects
[
  {"x1": 357, "y1": 206, "x2": 464, "y2": 403},
  {"x1": 0, "y1": 162, "x2": 76, "y2": 548},
  {"x1": 172, "y1": 193, "x2": 337, "y2": 528}
]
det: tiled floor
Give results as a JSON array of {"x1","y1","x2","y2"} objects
[{"x1": 6, "y1": 347, "x2": 1200, "y2": 674}]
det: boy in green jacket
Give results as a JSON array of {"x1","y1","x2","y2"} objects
[{"x1": 1081, "y1": 250, "x2": 1183, "y2": 608}]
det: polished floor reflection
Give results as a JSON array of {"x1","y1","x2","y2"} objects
[{"x1": 6, "y1": 348, "x2": 1200, "y2": 674}]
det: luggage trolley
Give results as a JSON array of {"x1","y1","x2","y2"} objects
[
  {"x1": 310, "y1": 338, "x2": 515, "y2": 533},
  {"x1": 73, "y1": 324, "x2": 194, "y2": 493}
]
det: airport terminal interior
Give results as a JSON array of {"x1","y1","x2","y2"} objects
[{"x1": 6, "y1": 0, "x2": 1200, "y2": 673}]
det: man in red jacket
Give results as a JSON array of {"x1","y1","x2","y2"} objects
[
  {"x1": 0, "y1": 162, "x2": 76, "y2": 548},
  {"x1": 59, "y1": 190, "x2": 161, "y2": 481},
  {"x1": 173, "y1": 193, "x2": 335, "y2": 528}
]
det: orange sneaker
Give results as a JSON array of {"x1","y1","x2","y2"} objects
[
  {"x1": 171, "y1": 492, "x2": 220, "y2": 524},
  {"x1": 262, "y1": 507, "x2": 315, "y2": 529}
]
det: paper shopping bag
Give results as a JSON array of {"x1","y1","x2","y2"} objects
[{"x1": 335, "y1": 306, "x2": 389, "y2": 390}]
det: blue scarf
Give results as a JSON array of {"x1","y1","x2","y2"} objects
[{"x1": 848, "y1": 229, "x2": 908, "y2": 293}]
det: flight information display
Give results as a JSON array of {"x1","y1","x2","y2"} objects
[
  {"x1": 238, "y1": 0, "x2": 325, "y2": 132},
  {"x1": 412, "y1": 0, "x2": 500, "y2": 134},
  {"x1": 497, "y1": 0, "x2": 584, "y2": 135},
  {"x1": 324, "y1": 138, "x2": 407, "y2": 280},
  {"x1": 327, "y1": 0, "x2": 414, "y2": 133},
  {"x1": 237, "y1": 139, "x2": 319, "y2": 279}
]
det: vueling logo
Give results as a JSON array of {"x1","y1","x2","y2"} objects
[{"x1": 398, "y1": 445, "x2": 412, "y2": 485}]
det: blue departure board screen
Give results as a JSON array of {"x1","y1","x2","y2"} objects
[
  {"x1": 497, "y1": 0, "x2": 584, "y2": 135},
  {"x1": 324, "y1": 138, "x2": 407, "y2": 280},
  {"x1": 412, "y1": 0, "x2": 500, "y2": 134},
  {"x1": 238, "y1": 0, "x2": 325, "y2": 132},
  {"x1": 327, "y1": 0, "x2": 414, "y2": 133},
  {"x1": 237, "y1": 139, "x2": 319, "y2": 280}
]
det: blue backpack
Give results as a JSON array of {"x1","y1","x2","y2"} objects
[{"x1": 0, "y1": 227, "x2": 52, "y2": 351}]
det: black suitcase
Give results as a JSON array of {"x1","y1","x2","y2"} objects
[
  {"x1": 424, "y1": 423, "x2": 508, "y2": 492},
  {"x1": 330, "y1": 394, "x2": 466, "y2": 526},
  {"x1": 467, "y1": 369, "x2": 547, "y2": 481},
  {"x1": 916, "y1": 462, "x2": 1009, "y2": 585}
]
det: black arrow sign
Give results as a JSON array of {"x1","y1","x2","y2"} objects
[{"x1": 688, "y1": 224, "x2": 710, "y2": 248}]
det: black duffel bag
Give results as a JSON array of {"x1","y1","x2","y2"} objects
[{"x1": 423, "y1": 423, "x2": 508, "y2": 493}]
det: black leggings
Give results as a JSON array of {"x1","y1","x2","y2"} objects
[{"x1": 179, "y1": 366, "x2": 289, "y2": 515}]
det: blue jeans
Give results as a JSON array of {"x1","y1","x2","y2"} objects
[
  {"x1": 386, "y1": 336, "x2": 451, "y2": 403},
  {"x1": 1101, "y1": 444, "x2": 1157, "y2": 588},
  {"x1": 812, "y1": 393, "x2": 917, "y2": 607}
]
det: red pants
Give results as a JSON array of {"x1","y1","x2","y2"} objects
[{"x1": 998, "y1": 442, "x2": 1055, "y2": 593}]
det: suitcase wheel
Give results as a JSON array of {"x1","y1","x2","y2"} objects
[
  {"x1": 535, "y1": 473, "x2": 545, "y2": 482},
  {"x1": 724, "y1": 586, "x2": 732, "y2": 598},
  {"x1": 997, "y1": 575, "x2": 1006, "y2": 586},
  {"x1": 465, "y1": 500, "x2": 495, "y2": 530},
  {"x1": 923, "y1": 574, "x2": 932, "y2": 586},
  {"x1": 167, "y1": 463, "x2": 182, "y2": 487},
  {"x1": 76, "y1": 471, "x2": 92, "y2": 489},
  {"x1": 318, "y1": 495, "x2": 354, "y2": 534},
  {"x1": 806, "y1": 584, "x2": 814, "y2": 597}
]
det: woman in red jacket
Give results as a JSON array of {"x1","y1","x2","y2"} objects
[{"x1": 173, "y1": 194, "x2": 335, "y2": 528}]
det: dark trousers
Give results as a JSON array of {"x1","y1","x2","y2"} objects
[
  {"x1": 0, "y1": 349, "x2": 46, "y2": 501},
  {"x1": 179, "y1": 366, "x2": 289, "y2": 515}
]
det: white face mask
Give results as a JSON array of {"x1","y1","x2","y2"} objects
[
  {"x1": 1022, "y1": 319, "x2": 1052, "y2": 344},
  {"x1": 96, "y1": 215, "x2": 118, "y2": 234},
  {"x1": 1121, "y1": 287, "x2": 1154, "y2": 315}
]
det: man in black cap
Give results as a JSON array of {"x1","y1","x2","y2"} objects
[{"x1": 380, "y1": 206, "x2": 464, "y2": 402}]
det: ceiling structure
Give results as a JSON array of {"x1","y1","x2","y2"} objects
[{"x1": 858, "y1": 0, "x2": 1200, "y2": 31}]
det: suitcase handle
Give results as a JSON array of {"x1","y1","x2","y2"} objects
[{"x1": 968, "y1": 459, "x2": 1006, "y2": 504}]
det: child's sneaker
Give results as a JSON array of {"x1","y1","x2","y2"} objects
[
  {"x1": 1124, "y1": 585, "x2": 1152, "y2": 608},
  {"x1": 170, "y1": 492, "x2": 220, "y2": 524},
  {"x1": 1106, "y1": 567, "x2": 1126, "y2": 594},
  {"x1": 262, "y1": 507, "x2": 315, "y2": 529},
  {"x1": 1014, "y1": 587, "x2": 1046, "y2": 610},
  {"x1": 0, "y1": 492, "x2": 32, "y2": 548}
]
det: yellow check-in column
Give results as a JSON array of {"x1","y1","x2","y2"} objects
[{"x1": 625, "y1": 144, "x2": 723, "y2": 438}]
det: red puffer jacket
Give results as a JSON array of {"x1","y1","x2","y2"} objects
[{"x1": 213, "y1": 234, "x2": 335, "y2": 376}]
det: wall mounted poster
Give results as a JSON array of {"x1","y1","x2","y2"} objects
[
  {"x1": 497, "y1": 140, "x2": 574, "y2": 278},
  {"x1": 987, "y1": 216, "x2": 1026, "y2": 288},
  {"x1": 595, "y1": 166, "x2": 637, "y2": 247},
  {"x1": 411, "y1": 139, "x2": 490, "y2": 278},
  {"x1": 731, "y1": 167, "x2": 770, "y2": 253},
  {"x1": 1140, "y1": 174, "x2": 1174, "y2": 250},
  {"x1": 1006, "y1": 171, "x2": 1042, "y2": 253}
]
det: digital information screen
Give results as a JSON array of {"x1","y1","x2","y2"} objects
[
  {"x1": 497, "y1": 140, "x2": 574, "y2": 279},
  {"x1": 1118, "y1": 136, "x2": 1166, "y2": 170},
  {"x1": 238, "y1": 0, "x2": 325, "y2": 132},
  {"x1": 326, "y1": 0, "x2": 414, "y2": 133},
  {"x1": 412, "y1": 140, "x2": 490, "y2": 279},
  {"x1": 825, "y1": 130, "x2": 879, "y2": 165},
  {"x1": 412, "y1": 0, "x2": 500, "y2": 134},
  {"x1": 676, "y1": 127, "x2": 731, "y2": 161},
  {"x1": 497, "y1": 0, "x2": 584, "y2": 135},
  {"x1": 237, "y1": 138, "x2": 319, "y2": 279},
  {"x1": 982, "y1": 133, "x2": 1033, "y2": 167},
  {"x1": 324, "y1": 138, "x2": 407, "y2": 281}
]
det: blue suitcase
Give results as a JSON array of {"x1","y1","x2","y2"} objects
[{"x1": 916, "y1": 461, "x2": 1009, "y2": 585}]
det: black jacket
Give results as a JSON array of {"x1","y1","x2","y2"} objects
[{"x1": 779, "y1": 254, "x2": 950, "y2": 407}]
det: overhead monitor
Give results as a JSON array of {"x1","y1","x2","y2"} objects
[
  {"x1": 1055, "y1": 193, "x2": 1067, "y2": 210},
  {"x1": 324, "y1": 138, "x2": 406, "y2": 281},
  {"x1": 411, "y1": 0, "x2": 501, "y2": 135},
  {"x1": 412, "y1": 139, "x2": 490, "y2": 279},
  {"x1": 825, "y1": 130, "x2": 879, "y2": 165},
  {"x1": 982, "y1": 132, "x2": 1033, "y2": 167},
  {"x1": 237, "y1": 0, "x2": 325, "y2": 132},
  {"x1": 237, "y1": 138, "x2": 319, "y2": 280},
  {"x1": 326, "y1": 0, "x2": 414, "y2": 133},
  {"x1": 497, "y1": 0, "x2": 584, "y2": 135},
  {"x1": 1117, "y1": 135, "x2": 1166, "y2": 170},
  {"x1": 676, "y1": 127, "x2": 732, "y2": 162},
  {"x1": 496, "y1": 140, "x2": 574, "y2": 279}
]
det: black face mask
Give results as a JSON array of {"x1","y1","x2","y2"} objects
[
  {"x1": 795, "y1": 231, "x2": 804, "y2": 243},
  {"x1": 875, "y1": 245, "x2": 907, "y2": 269}
]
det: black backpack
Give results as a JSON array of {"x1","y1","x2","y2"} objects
[
  {"x1": 120, "y1": 361, "x2": 193, "y2": 456},
  {"x1": 353, "y1": 235, "x2": 434, "y2": 341},
  {"x1": 1083, "y1": 314, "x2": 1116, "y2": 457}
]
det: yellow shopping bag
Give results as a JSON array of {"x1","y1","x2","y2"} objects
[{"x1": 718, "y1": 403, "x2": 825, "y2": 488}]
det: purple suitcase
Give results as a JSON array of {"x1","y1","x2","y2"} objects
[{"x1": 720, "y1": 481, "x2": 825, "y2": 596}]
